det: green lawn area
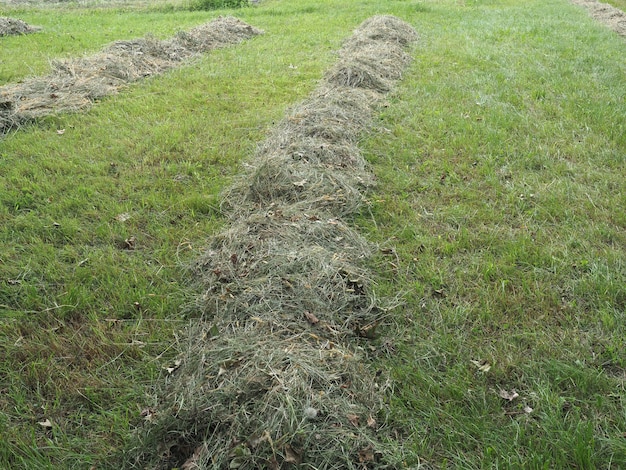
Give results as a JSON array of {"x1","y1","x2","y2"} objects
[{"x1": 1, "y1": 0, "x2": 624, "y2": 468}]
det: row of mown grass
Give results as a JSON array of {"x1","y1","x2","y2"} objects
[{"x1": 1, "y1": 0, "x2": 624, "y2": 468}]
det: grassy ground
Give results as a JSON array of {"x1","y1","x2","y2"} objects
[
  {"x1": 1, "y1": 0, "x2": 624, "y2": 468},
  {"x1": 607, "y1": 0, "x2": 626, "y2": 11}
]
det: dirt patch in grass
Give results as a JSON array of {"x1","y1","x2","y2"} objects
[
  {"x1": 0, "y1": 16, "x2": 262, "y2": 136},
  {"x1": 0, "y1": 16, "x2": 41, "y2": 36},
  {"x1": 127, "y1": 15, "x2": 417, "y2": 470},
  {"x1": 570, "y1": 0, "x2": 626, "y2": 36}
]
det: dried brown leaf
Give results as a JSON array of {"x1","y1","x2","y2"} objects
[
  {"x1": 38, "y1": 419, "x2": 52, "y2": 428},
  {"x1": 304, "y1": 311, "x2": 320, "y2": 325},
  {"x1": 284, "y1": 445, "x2": 302, "y2": 465},
  {"x1": 498, "y1": 389, "x2": 519, "y2": 401},
  {"x1": 470, "y1": 359, "x2": 491, "y2": 373},
  {"x1": 358, "y1": 445, "x2": 375, "y2": 463},
  {"x1": 346, "y1": 413, "x2": 360, "y2": 427}
]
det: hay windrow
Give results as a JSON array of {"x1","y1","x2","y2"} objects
[
  {"x1": 190, "y1": 212, "x2": 377, "y2": 339},
  {"x1": 348, "y1": 15, "x2": 419, "y2": 48},
  {"x1": 223, "y1": 155, "x2": 370, "y2": 216},
  {"x1": 570, "y1": 0, "x2": 626, "y2": 37},
  {"x1": 129, "y1": 15, "x2": 417, "y2": 470},
  {"x1": 0, "y1": 17, "x2": 263, "y2": 136},
  {"x1": 135, "y1": 327, "x2": 391, "y2": 470},
  {"x1": 0, "y1": 17, "x2": 41, "y2": 36}
]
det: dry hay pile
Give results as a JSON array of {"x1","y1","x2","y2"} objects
[
  {"x1": 0, "y1": 17, "x2": 41, "y2": 36},
  {"x1": 127, "y1": 15, "x2": 417, "y2": 470},
  {"x1": 0, "y1": 17, "x2": 262, "y2": 135},
  {"x1": 570, "y1": 0, "x2": 626, "y2": 36}
]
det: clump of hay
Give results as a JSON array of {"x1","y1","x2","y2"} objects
[
  {"x1": 223, "y1": 86, "x2": 383, "y2": 216},
  {"x1": 0, "y1": 17, "x2": 41, "y2": 36},
  {"x1": 570, "y1": 0, "x2": 626, "y2": 37},
  {"x1": 223, "y1": 154, "x2": 370, "y2": 216},
  {"x1": 325, "y1": 15, "x2": 416, "y2": 94},
  {"x1": 131, "y1": 326, "x2": 392, "y2": 470},
  {"x1": 190, "y1": 211, "x2": 379, "y2": 339},
  {"x1": 345, "y1": 15, "x2": 418, "y2": 49},
  {"x1": 0, "y1": 17, "x2": 262, "y2": 136},
  {"x1": 128, "y1": 15, "x2": 417, "y2": 470}
]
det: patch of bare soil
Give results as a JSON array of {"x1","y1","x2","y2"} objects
[
  {"x1": 0, "y1": 16, "x2": 262, "y2": 136},
  {"x1": 0, "y1": 16, "x2": 41, "y2": 36},
  {"x1": 570, "y1": 0, "x2": 626, "y2": 36}
]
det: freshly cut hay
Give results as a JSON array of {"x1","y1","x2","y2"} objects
[
  {"x1": 129, "y1": 14, "x2": 417, "y2": 470},
  {"x1": 280, "y1": 86, "x2": 380, "y2": 141},
  {"x1": 173, "y1": 16, "x2": 265, "y2": 52},
  {"x1": 252, "y1": 89, "x2": 381, "y2": 171},
  {"x1": 347, "y1": 14, "x2": 418, "y2": 48},
  {"x1": 4, "y1": 51, "x2": 176, "y2": 121},
  {"x1": 262, "y1": 135, "x2": 368, "y2": 171},
  {"x1": 326, "y1": 43, "x2": 413, "y2": 93},
  {"x1": 104, "y1": 36, "x2": 191, "y2": 63},
  {"x1": 224, "y1": 85, "x2": 384, "y2": 214},
  {"x1": 339, "y1": 42, "x2": 413, "y2": 82},
  {"x1": 223, "y1": 154, "x2": 368, "y2": 216},
  {"x1": 0, "y1": 17, "x2": 41, "y2": 36},
  {"x1": 0, "y1": 17, "x2": 262, "y2": 135},
  {"x1": 130, "y1": 325, "x2": 395, "y2": 470},
  {"x1": 325, "y1": 59, "x2": 394, "y2": 93},
  {"x1": 191, "y1": 210, "x2": 379, "y2": 338},
  {"x1": 570, "y1": 0, "x2": 626, "y2": 36}
]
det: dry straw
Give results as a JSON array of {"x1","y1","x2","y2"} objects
[
  {"x1": 128, "y1": 15, "x2": 417, "y2": 470},
  {"x1": 0, "y1": 17, "x2": 263, "y2": 136},
  {"x1": 0, "y1": 17, "x2": 41, "y2": 36}
]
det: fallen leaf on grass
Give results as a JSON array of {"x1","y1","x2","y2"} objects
[
  {"x1": 433, "y1": 288, "x2": 446, "y2": 298},
  {"x1": 140, "y1": 407, "x2": 156, "y2": 422},
  {"x1": 284, "y1": 445, "x2": 302, "y2": 465},
  {"x1": 367, "y1": 415, "x2": 377, "y2": 428},
  {"x1": 498, "y1": 389, "x2": 519, "y2": 401},
  {"x1": 38, "y1": 419, "x2": 52, "y2": 428},
  {"x1": 358, "y1": 445, "x2": 375, "y2": 464},
  {"x1": 124, "y1": 236, "x2": 136, "y2": 250},
  {"x1": 347, "y1": 413, "x2": 359, "y2": 427},
  {"x1": 304, "y1": 311, "x2": 319, "y2": 325},
  {"x1": 165, "y1": 359, "x2": 182, "y2": 374},
  {"x1": 181, "y1": 445, "x2": 206, "y2": 470},
  {"x1": 115, "y1": 212, "x2": 131, "y2": 222},
  {"x1": 470, "y1": 359, "x2": 491, "y2": 373}
]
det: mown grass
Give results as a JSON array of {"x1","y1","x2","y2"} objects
[
  {"x1": 606, "y1": 0, "x2": 626, "y2": 11},
  {"x1": 1, "y1": 0, "x2": 625, "y2": 468}
]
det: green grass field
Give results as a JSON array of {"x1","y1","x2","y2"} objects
[{"x1": 1, "y1": 0, "x2": 625, "y2": 468}]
